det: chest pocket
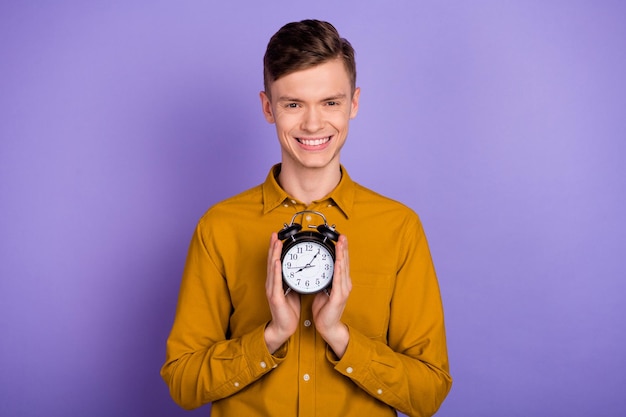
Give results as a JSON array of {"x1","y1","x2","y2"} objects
[{"x1": 342, "y1": 271, "x2": 392, "y2": 339}]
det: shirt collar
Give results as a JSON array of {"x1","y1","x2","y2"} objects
[{"x1": 262, "y1": 164, "x2": 355, "y2": 218}]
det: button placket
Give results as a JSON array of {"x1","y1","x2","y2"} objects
[{"x1": 297, "y1": 296, "x2": 316, "y2": 415}]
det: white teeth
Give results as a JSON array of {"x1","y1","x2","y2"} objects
[{"x1": 299, "y1": 137, "x2": 330, "y2": 146}]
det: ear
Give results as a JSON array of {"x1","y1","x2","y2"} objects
[
  {"x1": 349, "y1": 87, "x2": 361, "y2": 119},
  {"x1": 259, "y1": 91, "x2": 275, "y2": 124}
]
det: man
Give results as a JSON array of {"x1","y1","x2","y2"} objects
[{"x1": 161, "y1": 19, "x2": 452, "y2": 417}]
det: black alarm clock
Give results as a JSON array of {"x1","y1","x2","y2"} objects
[{"x1": 277, "y1": 210, "x2": 340, "y2": 295}]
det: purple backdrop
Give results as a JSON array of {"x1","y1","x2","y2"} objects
[{"x1": 1, "y1": 2, "x2": 625, "y2": 416}]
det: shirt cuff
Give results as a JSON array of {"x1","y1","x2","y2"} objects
[
  {"x1": 242, "y1": 322, "x2": 288, "y2": 376},
  {"x1": 326, "y1": 324, "x2": 371, "y2": 380}
]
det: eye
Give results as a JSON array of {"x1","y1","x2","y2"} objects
[
  {"x1": 286, "y1": 103, "x2": 300, "y2": 108},
  {"x1": 326, "y1": 101, "x2": 339, "y2": 106}
]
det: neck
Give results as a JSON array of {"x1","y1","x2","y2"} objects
[{"x1": 277, "y1": 163, "x2": 342, "y2": 205}]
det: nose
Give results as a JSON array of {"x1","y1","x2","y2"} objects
[{"x1": 301, "y1": 106, "x2": 323, "y2": 132}]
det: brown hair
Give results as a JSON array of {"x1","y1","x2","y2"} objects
[{"x1": 263, "y1": 20, "x2": 356, "y2": 97}]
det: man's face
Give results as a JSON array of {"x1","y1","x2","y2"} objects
[{"x1": 260, "y1": 59, "x2": 360, "y2": 173}]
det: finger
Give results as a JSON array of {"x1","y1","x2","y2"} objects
[
  {"x1": 342, "y1": 240, "x2": 352, "y2": 293},
  {"x1": 285, "y1": 286, "x2": 300, "y2": 307},
  {"x1": 341, "y1": 236, "x2": 350, "y2": 275},
  {"x1": 267, "y1": 233, "x2": 276, "y2": 278},
  {"x1": 267, "y1": 234, "x2": 282, "y2": 293},
  {"x1": 334, "y1": 236, "x2": 351, "y2": 294},
  {"x1": 273, "y1": 258, "x2": 284, "y2": 295}
]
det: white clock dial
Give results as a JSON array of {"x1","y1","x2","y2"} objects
[{"x1": 282, "y1": 241, "x2": 334, "y2": 294}]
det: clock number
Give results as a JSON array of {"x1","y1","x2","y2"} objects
[{"x1": 289, "y1": 253, "x2": 298, "y2": 260}]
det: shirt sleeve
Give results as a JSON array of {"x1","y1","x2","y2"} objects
[
  {"x1": 330, "y1": 215, "x2": 452, "y2": 417},
  {"x1": 160, "y1": 222, "x2": 287, "y2": 410}
]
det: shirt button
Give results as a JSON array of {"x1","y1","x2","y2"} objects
[
  {"x1": 346, "y1": 367, "x2": 353, "y2": 374},
  {"x1": 304, "y1": 319, "x2": 312, "y2": 327},
  {"x1": 377, "y1": 389, "x2": 383, "y2": 395},
  {"x1": 260, "y1": 361, "x2": 267, "y2": 369},
  {"x1": 234, "y1": 382, "x2": 240, "y2": 387},
  {"x1": 303, "y1": 373, "x2": 310, "y2": 381},
  {"x1": 305, "y1": 214, "x2": 312, "y2": 222},
  {"x1": 290, "y1": 199, "x2": 297, "y2": 204}
]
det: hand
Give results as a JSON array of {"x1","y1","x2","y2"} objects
[
  {"x1": 312, "y1": 235, "x2": 352, "y2": 358},
  {"x1": 264, "y1": 233, "x2": 300, "y2": 353}
]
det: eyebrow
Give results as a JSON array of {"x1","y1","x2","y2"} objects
[{"x1": 277, "y1": 93, "x2": 348, "y2": 103}]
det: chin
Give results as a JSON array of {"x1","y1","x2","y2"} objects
[{"x1": 297, "y1": 156, "x2": 339, "y2": 170}]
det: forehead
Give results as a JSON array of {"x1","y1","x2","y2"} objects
[{"x1": 269, "y1": 59, "x2": 352, "y2": 100}]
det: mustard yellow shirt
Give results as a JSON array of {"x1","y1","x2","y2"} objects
[{"x1": 161, "y1": 165, "x2": 452, "y2": 417}]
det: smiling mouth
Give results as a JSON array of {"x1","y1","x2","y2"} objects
[{"x1": 296, "y1": 136, "x2": 331, "y2": 146}]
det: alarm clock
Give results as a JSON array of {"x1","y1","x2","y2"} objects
[{"x1": 277, "y1": 210, "x2": 340, "y2": 295}]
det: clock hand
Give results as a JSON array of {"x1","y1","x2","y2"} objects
[
  {"x1": 294, "y1": 263, "x2": 316, "y2": 273},
  {"x1": 287, "y1": 264, "x2": 316, "y2": 269},
  {"x1": 295, "y1": 249, "x2": 321, "y2": 273},
  {"x1": 306, "y1": 249, "x2": 320, "y2": 265}
]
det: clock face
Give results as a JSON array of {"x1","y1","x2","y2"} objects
[{"x1": 281, "y1": 239, "x2": 334, "y2": 294}]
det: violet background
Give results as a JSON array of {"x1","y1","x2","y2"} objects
[{"x1": 1, "y1": 1, "x2": 625, "y2": 416}]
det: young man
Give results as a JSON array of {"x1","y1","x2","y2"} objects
[{"x1": 161, "y1": 20, "x2": 452, "y2": 417}]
